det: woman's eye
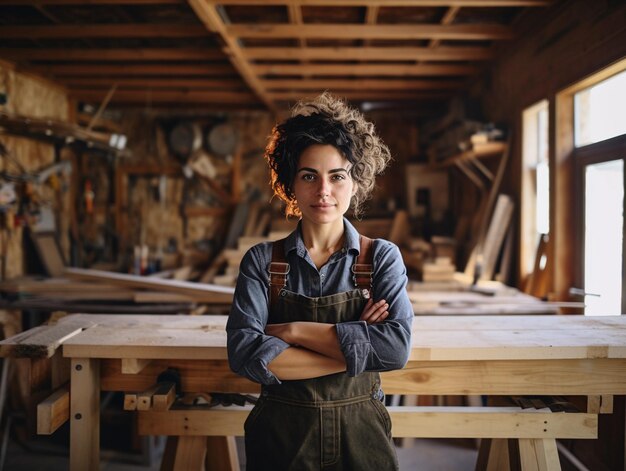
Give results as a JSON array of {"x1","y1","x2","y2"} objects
[
  {"x1": 331, "y1": 174, "x2": 345, "y2": 181},
  {"x1": 302, "y1": 174, "x2": 315, "y2": 181}
]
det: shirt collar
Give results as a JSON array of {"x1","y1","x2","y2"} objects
[{"x1": 284, "y1": 217, "x2": 361, "y2": 257}]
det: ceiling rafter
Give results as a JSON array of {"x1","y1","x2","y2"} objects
[
  {"x1": 260, "y1": 78, "x2": 465, "y2": 90},
  {"x1": 203, "y1": 0, "x2": 550, "y2": 5},
  {"x1": 243, "y1": 46, "x2": 493, "y2": 61},
  {"x1": 226, "y1": 24, "x2": 514, "y2": 40},
  {"x1": 28, "y1": 64, "x2": 236, "y2": 76},
  {"x1": 254, "y1": 63, "x2": 478, "y2": 76},
  {"x1": 0, "y1": 0, "x2": 553, "y2": 109},
  {"x1": 0, "y1": 48, "x2": 225, "y2": 61},
  {"x1": 0, "y1": 24, "x2": 209, "y2": 38},
  {"x1": 187, "y1": 0, "x2": 276, "y2": 111}
]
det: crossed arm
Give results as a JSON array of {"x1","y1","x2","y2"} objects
[{"x1": 265, "y1": 298, "x2": 389, "y2": 380}]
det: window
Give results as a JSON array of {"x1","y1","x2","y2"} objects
[
  {"x1": 521, "y1": 100, "x2": 550, "y2": 281},
  {"x1": 557, "y1": 58, "x2": 626, "y2": 315},
  {"x1": 574, "y1": 69, "x2": 626, "y2": 147}
]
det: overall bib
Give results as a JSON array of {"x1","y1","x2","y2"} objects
[{"x1": 244, "y1": 237, "x2": 398, "y2": 471}]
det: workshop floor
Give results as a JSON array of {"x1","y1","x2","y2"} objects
[{"x1": 2, "y1": 436, "x2": 479, "y2": 470}]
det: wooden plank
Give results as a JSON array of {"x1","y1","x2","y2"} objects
[
  {"x1": 121, "y1": 358, "x2": 152, "y2": 374},
  {"x1": 64, "y1": 268, "x2": 234, "y2": 304},
  {"x1": 481, "y1": 194, "x2": 515, "y2": 280},
  {"x1": 0, "y1": 48, "x2": 224, "y2": 61},
  {"x1": 153, "y1": 382, "x2": 176, "y2": 411},
  {"x1": 62, "y1": 78, "x2": 244, "y2": 89},
  {"x1": 261, "y1": 78, "x2": 464, "y2": 91},
  {"x1": 137, "y1": 384, "x2": 160, "y2": 411},
  {"x1": 255, "y1": 63, "x2": 478, "y2": 76},
  {"x1": 37, "y1": 385, "x2": 70, "y2": 435},
  {"x1": 30, "y1": 64, "x2": 235, "y2": 76},
  {"x1": 382, "y1": 359, "x2": 626, "y2": 395},
  {"x1": 0, "y1": 0, "x2": 181, "y2": 3},
  {"x1": 0, "y1": 24, "x2": 209, "y2": 38},
  {"x1": 172, "y1": 436, "x2": 206, "y2": 470},
  {"x1": 133, "y1": 292, "x2": 197, "y2": 303},
  {"x1": 123, "y1": 393, "x2": 137, "y2": 411},
  {"x1": 71, "y1": 90, "x2": 254, "y2": 104},
  {"x1": 100, "y1": 358, "x2": 257, "y2": 394},
  {"x1": 268, "y1": 90, "x2": 452, "y2": 101},
  {"x1": 70, "y1": 358, "x2": 99, "y2": 471},
  {"x1": 137, "y1": 406, "x2": 596, "y2": 439},
  {"x1": 197, "y1": 0, "x2": 551, "y2": 5},
  {"x1": 205, "y1": 436, "x2": 239, "y2": 471},
  {"x1": 244, "y1": 46, "x2": 494, "y2": 61},
  {"x1": 0, "y1": 319, "x2": 95, "y2": 358},
  {"x1": 227, "y1": 24, "x2": 514, "y2": 40},
  {"x1": 59, "y1": 314, "x2": 626, "y2": 361}
]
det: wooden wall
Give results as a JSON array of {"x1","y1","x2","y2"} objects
[{"x1": 0, "y1": 59, "x2": 70, "y2": 280}]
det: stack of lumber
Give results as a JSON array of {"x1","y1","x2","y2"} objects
[
  {"x1": 422, "y1": 257, "x2": 456, "y2": 282},
  {"x1": 0, "y1": 269, "x2": 235, "y2": 314}
]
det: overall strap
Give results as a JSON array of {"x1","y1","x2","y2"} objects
[
  {"x1": 268, "y1": 238, "x2": 289, "y2": 310},
  {"x1": 353, "y1": 235, "x2": 374, "y2": 297}
]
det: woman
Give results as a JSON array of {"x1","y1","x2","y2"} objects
[{"x1": 227, "y1": 93, "x2": 413, "y2": 470}]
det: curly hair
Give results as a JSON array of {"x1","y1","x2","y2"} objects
[{"x1": 264, "y1": 92, "x2": 392, "y2": 218}]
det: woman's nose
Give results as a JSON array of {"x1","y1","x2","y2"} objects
[{"x1": 317, "y1": 179, "x2": 330, "y2": 196}]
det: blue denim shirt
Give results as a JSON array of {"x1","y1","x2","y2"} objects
[{"x1": 226, "y1": 218, "x2": 413, "y2": 385}]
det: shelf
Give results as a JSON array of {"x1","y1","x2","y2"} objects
[{"x1": 438, "y1": 141, "x2": 507, "y2": 168}]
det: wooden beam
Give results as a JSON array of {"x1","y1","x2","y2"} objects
[
  {"x1": 121, "y1": 358, "x2": 152, "y2": 374},
  {"x1": 70, "y1": 358, "x2": 100, "y2": 471},
  {"x1": 227, "y1": 24, "x2": 514, "y2": 40},
  {"x1": 137, "y1": 384, "x2": 160, "y2": 411},
  {"x1": 261, "y1": 78, "x2": 464, "y2": 90},
  {"x1": 188, "y1": 0, "x2": 276, "y2": 111},
  {"x1": 137, "y1": 406, "x2": 596, "y2": 439},
  {"x1": 268, "y1": 90, "x2": 452, "y2": 101},
  {"x1": 64, "y1": 267, "x2": 234, "y2": 304},
  {"x1": 254, "y1": 63, "x2": 478, "y2": 76},
  {"x1": 153, "y1": 382, "x2": 176, "y2": 411},
  {"x1": 62, "y1": 78, "x2": 246, "y2": 89},
  {"x1": 28, "y1": 64, "x2": 235, "y2": 76},
  {"x1": 71, "y1": 90, "x2": 257, "y2": 104},
  {"x1": 0, "y1": 48, "x2": 225, "y2": 61},
  {"x1": 37, "y1": 385, "x2": 70, "y2": 435},
  {"x1": 429, "y1": 6, "x2": 461, "y2": 48},
  {"x1": 200, "y1": 0, "x2": 551, "y2": 5},
  {"x1": 0, "y1": 24, "x2": 209, "y2": 38},
  {"x1": 0, "y1": 0, "x2": 181, "y2": 3},
  {"x1": 245, "y1": 46, "x2": 494, "y2": 61}
]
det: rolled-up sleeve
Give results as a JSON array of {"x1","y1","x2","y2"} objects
[
  {"x1": 335, "y1": 241, "x2": 413, "y2": 376},
  {"x1": 226, "y1": 245, "x2": 290, "y2": 385}
]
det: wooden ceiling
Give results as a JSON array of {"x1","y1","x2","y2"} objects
[{"x1": 0, "y1": 0, "x2": 553, "y2": 113}]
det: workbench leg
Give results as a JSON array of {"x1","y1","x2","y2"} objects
[
  {"x1": 519, "y1": 438, "x2": 561, "y2": 471},
  {"x1": 172, "y1": 436, "x2": 206, "y2": 471},
  {"x1": 70, "y1": 358, "x2": 100, "y2": 471},
  {"x1": 205, "y1": 436, "x2": 239, "y2": 471},
  {"x1": 475, "y1": 438, "x2": 511, "y2": 471}
]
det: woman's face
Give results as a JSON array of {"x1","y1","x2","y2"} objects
[{"x1": 293, "y1": 144, "x2": 356, "y2": 226}]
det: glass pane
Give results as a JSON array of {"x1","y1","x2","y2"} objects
[
  {"x1": 575, "y1": 69, "x2": 626, "y2": 147},
  {"x1": 584, "y1": 159, "x2": 623, "y2": 315}
]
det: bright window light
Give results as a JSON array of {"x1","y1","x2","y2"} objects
[
  {"x1": 584, "y1": 159, "x2": 623, "y2": 315},
  {"x1": 575, "y1": 69, "x2": 626, "y2": 147}
]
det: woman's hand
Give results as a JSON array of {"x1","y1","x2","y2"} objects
[{"x1": 360, "y1": 298, "x2": 389, "y2": 324}]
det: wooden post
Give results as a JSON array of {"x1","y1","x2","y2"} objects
[{"x1": 70, "y1": 358, "x2": 100, "y2": 471}]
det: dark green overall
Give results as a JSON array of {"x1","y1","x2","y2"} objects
[{"x1": 244, "y1": 237, "x2": 398, "y2": 471}]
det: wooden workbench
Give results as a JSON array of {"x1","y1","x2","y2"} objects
[{"x1": 2, "y1": 314, "x2": 625, "y2": 470}]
